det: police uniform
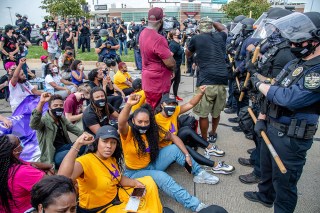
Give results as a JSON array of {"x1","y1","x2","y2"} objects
[{"x1": 245, "y1": 11, "x2": 320, "y2": 212}]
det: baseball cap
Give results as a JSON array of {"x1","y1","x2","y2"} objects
[
  {"x1": 40, "y1": 55, "x2": 48, "y2": 61},
  {"x1": 148, "y1": 7, "x2": 164, "y2": 22},
  {"x1": 132, "y1": 78, "x2": 142, "y2": 90},
  {"x1": 160, "y1": 93, "x2": 178, "y2": 104},
  {"x1": 95, "y1": 125, "x2": 119, "y2": 142}
]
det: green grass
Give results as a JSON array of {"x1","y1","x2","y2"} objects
[{"x1": 27, "y1": 46, "x2": 135, "y2": 62}]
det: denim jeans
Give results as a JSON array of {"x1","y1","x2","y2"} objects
[
  {"x1": 118, "y1": 39, "x2": 128, "y2": 55},
  {"x1": 134, "y1": 49, "x2": 142, "y2": 70},
  {"x1": 54, "y1": 143, "x2": 86, "y2": 168},
  {"x1": 124, "y1": 144, "x2": 202, "y2": 211}
]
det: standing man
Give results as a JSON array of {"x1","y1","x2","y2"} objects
[
  {"x1": 15, "y1": 13, "x2": 26, "y2": 33},
  {"x1": 78, "y1": 18, "x2": 91, "y2": 53},
  {"x1": 139, "y1": 7, "x2": 176, "y2": 109},
  {"x1": 0, "y1": 25, "x2": 19, "y2": 66},
  {"x1": 22, "y1": 15, "x2": 32, "y2": 41},
  {"x1": 244, "y1": 12, "x2": 320, "y2": 212},
  {"x1": 186, "y1": 17, "x2": 228, "y2": 143},
  {"x1": 117, "y1": 19, "x2": 128, "y2": 56}
]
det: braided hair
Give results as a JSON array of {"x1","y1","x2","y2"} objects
[
  {"x1": 0, "y1": 135, "x2": 23, "y2": 213},
  {"x1": 89, "y1": 87, "x2": 110, "y2": 120},
  {"x1": 128, "y1": 104, "x2": 159, "y2": 163}
]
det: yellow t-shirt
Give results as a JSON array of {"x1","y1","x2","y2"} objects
[
  {"x1": 155, "y1": 106, "x2": 181, "y2": 148},
  {"x1": 120, "y1": 126, "x2": 151, "y2": 169},
  {"x1": 131, "y1": 90, "x2": 146, "y2": 113},
  {"x1": 76, "y1": 154, "x2": 122, "y2": 209},
  {"x1": 114, "y1": 71, "x2": 131, "y2": 90}
]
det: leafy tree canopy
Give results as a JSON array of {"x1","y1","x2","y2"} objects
[{"x1": 40, "y1": 0, "x2": 88, "y2": 18}]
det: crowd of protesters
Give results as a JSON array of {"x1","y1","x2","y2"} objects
[{"x1": 0, "y1": 5, "x2": 320, "y2": 213}]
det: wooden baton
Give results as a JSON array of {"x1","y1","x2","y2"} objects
[
  {"x1": 239, "y1": 72, "x2": 250, "y2": 101},
  {"x1": 248, "y1": 108, "x2": 287, "y2": 174}
]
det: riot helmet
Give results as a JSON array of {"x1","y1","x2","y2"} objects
[{"x1": 99, "y1": 29, "x2": 109, "y2": 37}]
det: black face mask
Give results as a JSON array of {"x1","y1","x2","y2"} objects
[
  {"x1": 94, "y1": 99, "x2": 106, "y2": 108},
  {"x1": 163, "y1": 106, "x2": 176, "y2": 117},
  {"x1": 177, "y1": 34, "x2": 182, "y2": 40},
  {"x1": 51, "y1": 108, "x2": 63, "y2": 118},
  {"x1": 133, "y1": 123, "x2": 150, "y2": 134},
  {"x1": 290, "y1": 41, "x2": 320, "y2": 58}
]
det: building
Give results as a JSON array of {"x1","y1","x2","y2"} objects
[{"x1": 90, "y1": 0, "x2": 229, "y2": 26}]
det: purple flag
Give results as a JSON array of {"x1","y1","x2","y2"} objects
[{"x1": 0, "y1": 95, "x2": 48, "y2": 162}]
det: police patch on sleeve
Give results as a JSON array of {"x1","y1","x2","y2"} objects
[
  {"x1": 292, "y1": 67, "x2": 303, "y2": 77},
  {"x1": 304, "y1": 72, "x2": 320, "y2": 91}
]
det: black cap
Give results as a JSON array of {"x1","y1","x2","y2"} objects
[
  {"x1": 95, "y1": 125, "x2": 119, "y2": 141},
  {"x1": 5, "y1": 25, "x2": 14, "y2": 32},
  {"x1": 160, "y1": 93, "x2": 177, "y2": 104},
  {"x1": 132, "y1": 78, "x2": 142, "y2": 90}
]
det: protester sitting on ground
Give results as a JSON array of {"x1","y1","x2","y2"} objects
[
  {"x1": 58, "y1": 127, "x2": 163, "y2": 212},
  {"x1": 40, "y1": 55, "x2": 49, "y2": 78},
  {"x1": 64, "y1": 84, "x2": 91, "y2": 129},
  {"x1": 44, "y1": 63, "x2": 77, "y2": 99},
  {"x1": 71, "y1": 59, "x2": 88, "y2": 86},
  {"x1": 118, "y1": 94, "x2": 219, "y2": 212},
  {"x1": 0, "y1": 114, "x2": 12, "y2": 129},
  {"x1": 0, "y1": 62, "x2": 15, "y2": 100},
  {"x1": 58, "y1": 46, "x2": 74, "y2": 80},
  {"x1": 156, "y1": 92, "x2": 235, "y2": 175},
  {"x1": 82, "y1": 87, "x2": 119, "y2": 135},
  {"x1": 30, "y1": 175, "x2": 77, "y2": 213},
  {"x1": 114, "y1": 62, "x2": 134, "y2": 96},
  {"x1": 131, "y1": 78, "x2": 146, "y2": 113},
  {"x1": 0, "y1": 134, "x2": 45, "y2": 213},
  {"x1": 88, "y1": 68, "x2": 124, "y2": 111},
  {"x1": 30, "y1": 93, "x2": 84, "y2": 166},
  {"x1": 9, "y1": 58, "x2": 42, "y2": 112}
]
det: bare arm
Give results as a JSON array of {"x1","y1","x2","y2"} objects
[
  {"x1": 213, "y1": 21, "x2": 228, "y2": 33},
  {"x1": 162, "y1": 56, "x2": 176, "y2": 71},
  {"x1": 10, "y1": 59, "x2": 25, "y2": 86},
  {"x1": 65, "y1": 112, "x2": 83, "y2": 123},
  {"x1": 71, "y1": 70, "x2": 84, "y2": 81},
  {"x1": 88, "y1": 124, "x2": 101, "y2": 135},
  {"x1": 180, "y1": 86, "x2": 206, "y2": 114}
]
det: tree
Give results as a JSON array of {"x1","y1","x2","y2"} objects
[
  {"x1": 221, "y1": 0, "x2": 271, "y2": 20},
  {"x1": 40, "y1": 0, "x2": 88, "y2": 18}
]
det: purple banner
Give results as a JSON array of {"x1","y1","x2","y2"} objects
[{"x1": 0, "y1": 95, "x2": 48, "y2": 162}]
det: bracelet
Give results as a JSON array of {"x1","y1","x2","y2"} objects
[
  {"x1": 51, "y1": 164, "x2": 55, "y2": 170},
  {"x1": 71, "y1": 146, "x2": 80, "y2": 152},
  {"x1": 185, "y1": 154, "x2": 190, "y2": 158}
]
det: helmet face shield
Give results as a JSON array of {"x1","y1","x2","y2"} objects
[
  {"x1": 231, "y1": 22, "x2": 243, "y2": 35},
  {"x1": 266, "y1": 12, "x2": 317, "y2": 43},
  {"x1": 251, "y1": 18, "x2": 275, "y2": 39}
]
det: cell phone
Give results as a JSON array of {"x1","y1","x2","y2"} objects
[
  {"x1": 131, "y1": 187, "x2": 145, "y2": 197},
  {"x1": 185, "y1": 162, "x2": 192, "y2": 174}
]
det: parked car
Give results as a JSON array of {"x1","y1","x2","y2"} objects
[{"x1": 30, "y1": 28, "x2": 43, "y2": 46}]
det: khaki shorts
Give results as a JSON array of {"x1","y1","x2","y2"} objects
[{"x1": 193, "y1": 85, "x2": 226, "y2": 118}]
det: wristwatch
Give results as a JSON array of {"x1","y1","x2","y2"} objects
[{"x1": 263, "y1": 78, "x2": 271, "y2": 84}]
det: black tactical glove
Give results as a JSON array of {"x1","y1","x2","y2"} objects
[{"x1": 254, "y1": 119, "x2": 267, "y2": 137}]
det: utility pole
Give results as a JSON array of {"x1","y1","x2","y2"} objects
[{"x1": 6, "y1": 7, "x2": 13, "y2": 25}]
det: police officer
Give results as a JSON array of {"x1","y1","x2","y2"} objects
[
  {"x1": 238, "y1": 8, "x2": 296, "y2": 184},
  {"x1": 15, "y1": 13, "x2": 26, "y2": 33},
  {"x1": 244, "y1": 12, "x2": 320, "y2": 213},
  {"x1": 22, "y1": 15, "x2": 31, "y2": 41}
]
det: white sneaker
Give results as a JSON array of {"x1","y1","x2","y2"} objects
[
  {"x1": 212, "y1": 161, "x2": 235, "y2": 175},
  {"x1": 205, "y1": 145, "x2": 225, "y2": 157},
  {"x1": 193, "y1": 170, "x2": 219, "y2": 185},
  {"x1": 195, "y1": 203, "x2": 208, "y2": 212}
]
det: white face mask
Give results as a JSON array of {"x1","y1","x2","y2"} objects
[
  {"x1": 52, "y1": 67, "x2": 59, "y2": 73},
  {"x1": 69, "y1": 27, "x2": 72, "y2": 31}
]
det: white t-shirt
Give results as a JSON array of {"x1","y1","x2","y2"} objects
[
  {"x1": 9, "y1": 81, "x2": 34, "y2": 112},
  {"x1": 45, "y1": 74, "x2": 63, "y2": 91},
  {"x1": 46, "y1": 35, "x2": 59, "y2": 53}
]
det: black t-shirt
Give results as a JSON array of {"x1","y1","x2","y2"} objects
[
  {"x1": 188, "y1": 32, "x2": 228, "y2": 86},
  {"x1": 48, "y1": 21, "x2": 57, "y2": 31},
  {"x1": 53, "y1": 121, "x2": 68, "y2": 150},
  {"x1": 1, "y1": 35, "x2": 17, "y2": 55},
  {"x1": 80, "y1": 24, "x2": 90, "y2": 36},
  {"x1": 169, "y1": 40, "x2": 183, "y2": 66},
  {"x1": 63, "y1": 32, "x2": 74, "y2": 49},
  {"x1": 71, "y1": 25, "x2": 78, "y2": 37},
  {"x1": 118, "y1": 24, "x2": 127, "y2": 41},
  {"x1": 0, "y1": 74, "x2": 9, "y2": 98},
  {"x1": 88, "y1": 80, "x2": 115, "y2": 96},
  {"x1": 82, "y1": 103, "x2": 115, "y2": 135}
]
